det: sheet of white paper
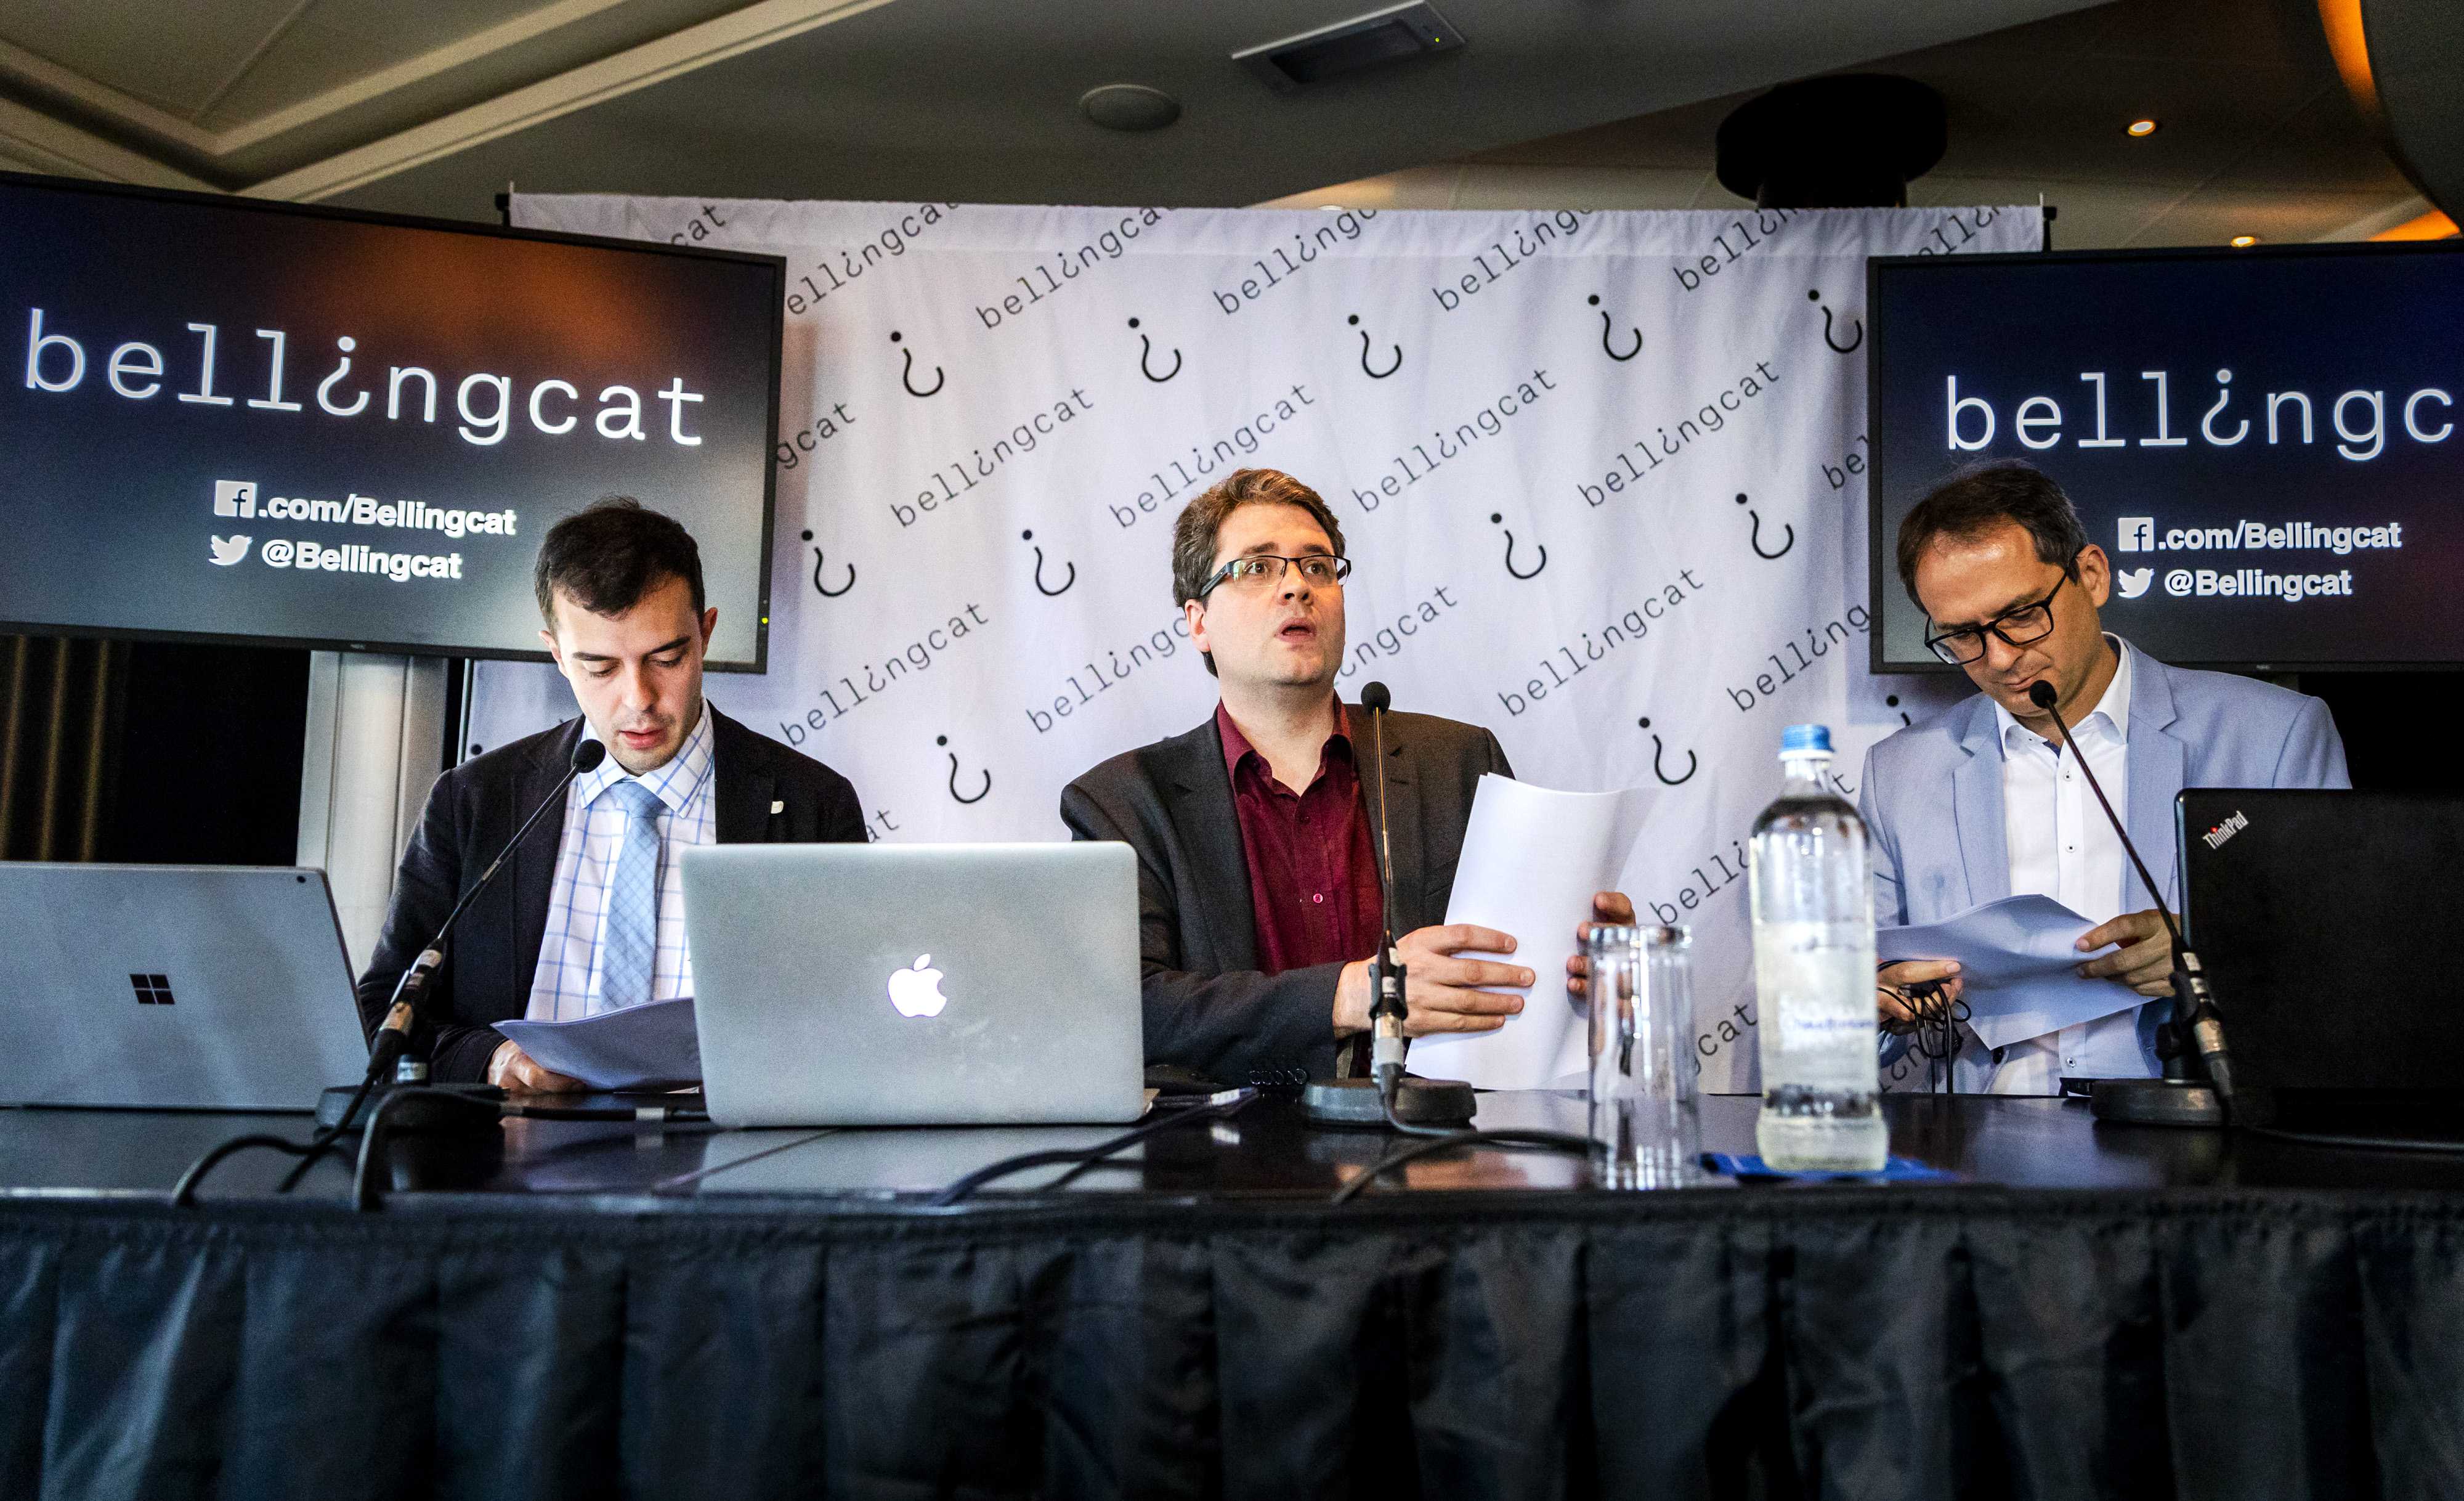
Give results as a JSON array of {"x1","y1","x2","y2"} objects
[
  {"x1": 1406, "y1": 775, "x2": 1653, "y2": 1089},
  {"x1": 494, "y1": 996, "x2": 701, "y2": 1089},
  {"x1": 1876, "y1": 895, "x2": 2143, "y2": 1051}
]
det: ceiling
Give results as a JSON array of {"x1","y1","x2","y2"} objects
[
  {"x1": 0, "y1": 0, "x2": 2425, "y2": 246},
  {"x1": 1266, "y1": 0, "x2": 2431, "y2": 248},
  {"x1": 0, "y1": 0, "x2": 2102, "y2": 211}
]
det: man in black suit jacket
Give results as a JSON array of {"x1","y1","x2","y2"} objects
[
  {"x1": 1062, "y1": 468, "x2": 1632, "y2": 1084},
  {"x1": 357, "y1": 500, "x2": 864, "y2": 1087}
]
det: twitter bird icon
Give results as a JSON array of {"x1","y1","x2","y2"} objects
[
  {"x1": 2115, "y1": 566, "x2": 2153, "y2": 600},
  {"x1": 208, "y1": 535, "x2": 252, "y2": 566}
]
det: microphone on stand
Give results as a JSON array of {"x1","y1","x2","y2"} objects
[
  {"x1": 1302, "y1": 684, "x2": 1475, "y2": 1128},
  {"x1": 320, "y1": 736, "x2": 608, "y2": 1130},
  {"x1": 2024, "y1": 678, "x2": 2234, "y2": 1125},
  {"x1": 1360, "y1": 681, "x2": 1409, "y2": 1099},
  {"x1": 1305, "y1": 685, "x2": 1594, "y2": 1194},
  {"x1": 171, "y1": 734, "x2": 668, "y2": 1205}
]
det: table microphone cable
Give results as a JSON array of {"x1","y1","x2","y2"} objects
[
  {"x1": 169, "y1": 1086, "x2": 707, "y2": 1208},
  {"x1": 342, "y1": 1089, "x2": 710, "y2": 1211},
  {"x1": 922, "y1": 1088, "x2": 1256, "y2": 1209},
  {"x1": 172, "y1": 1070, "x2": 387, "y2": 1207},
  {"x1": 1881, "y1": 975, "x2": 1966, "y2": 1096},
  {"x1": 222, "y1": 1074, "x2": 701, "y2": 1204},
  {"x1": 176, "y1": 739, "x2": 615, "y2": 1206},
  {"x1": 169, "y1": 1133, "x2": 338, "y2": 1207},
  {"x1": 2244, "y1": 1124, "x2": 2464, "y2": 1155},
  {"x1": 1327, "y1": 1068, "x2": 1591, "y2": 1207}
]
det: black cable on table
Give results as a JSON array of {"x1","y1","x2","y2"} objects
[
  {"x1": 172, "y1": 1075, "x2": 710, "y2": 1207},
  {"x1": 351, "y1": 1087, "x2": 451, "y2": 1211},
  {"x1": 270, "y1": 1139, "x2": 344, "y2": 1194},
  {"x1": 1325, "y1": 1089, "x2": 1591, "y2": 1206},
  {"x1": 345, "y1": 1092, "x2": 710, "y2": 1211},
  {"x1": 271, "y1": 1074, "x2": 389, "y2": 1193},
  {"x1": 169, "y1": 1134, "x2": 332, "y2": 1208},
  {"x1": 925, "y1": 1089, "x2": 1255, "y2": 1208},
  {"x1": 1330, "y1": 1102, "x2": 1592, "y2": 1205},
  {"x1": 1882, "y1": 977, "x2": 1968, "y2": 1095},
  {"x1": 2248, "y1": 1125, "x2": 2464, "y2": 1155},
  {"x1": 178, "y1": 1036, "x2": 401, "y2": 1203}
]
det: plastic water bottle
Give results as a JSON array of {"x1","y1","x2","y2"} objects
[{"x1": 1749, "y1": 724, "x2": 1886, "y2": 1172}]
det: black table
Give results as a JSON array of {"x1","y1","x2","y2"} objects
[{"x1": 4, "y1": 1092, "x2": 2462, "y2": 1499}]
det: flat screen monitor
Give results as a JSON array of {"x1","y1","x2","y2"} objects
[
  {"x1": 1, "y1": 171, "x2": 783, "y2": 669},
  {"x1": 1867, "y1": 242, "x2": 2464, "y2": 672}
]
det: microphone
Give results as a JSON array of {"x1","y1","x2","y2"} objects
[
  {"x1": 362, "y1": 736, "x2": 607, "y2": 1089},
  {"x1": 2025, "y1": 679, "x2": 2235, "y2": 1109},
  {"x1": 1358, "y1": 681, "x2": 1409, "y2": 1099},
  {"x1": 1299, "y1": 685, "x2": 1473, "y2": 1128}
]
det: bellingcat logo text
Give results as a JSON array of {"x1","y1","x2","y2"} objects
[{"x1": 22, "y1": 309, "x2": 710, "y2": 449}]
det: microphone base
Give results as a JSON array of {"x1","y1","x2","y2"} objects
[
  {"x1": 317, "y1": 1080, "x2": 503, "y2": 1132},
  {"x1": 1303, "y1": 1076, "x2": 1476, "y2": 1129},
  {"x1": 2089, "y1": 1077, "x2": 2226, "y2": 1129}
]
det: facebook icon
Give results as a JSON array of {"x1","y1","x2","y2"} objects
[
  {"x1": 213, "y1": 479, "x2": 258, "y2": 519},
  {"x1": 2117, "y1": 516, "x2": 2154, "y2": 552}
]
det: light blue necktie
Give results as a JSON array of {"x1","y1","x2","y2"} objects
[{"x1": 597, "y1": 779, "x2": 665, "y2": 1014}]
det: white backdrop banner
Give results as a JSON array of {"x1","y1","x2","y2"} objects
[{"x1": 472, "y1": 196, "x2": 2041, "y2": 1092}]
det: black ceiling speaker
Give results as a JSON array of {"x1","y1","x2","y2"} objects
[
  {"x1": 1715, "y1": 74, "x2": 1948, "y2": 209},
  {"x1": 2317, "y1": 0, "x2": 2464, "y2": 228},
  {"x1": 1079, "y1": 84, "x2": 1181, "y2": 132}
]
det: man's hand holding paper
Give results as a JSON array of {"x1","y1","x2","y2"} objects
[
  {"x1": 2073, "y1": 909, "x2": 2177, "y2": 997},
  {"x1": 1407, "y1": 776, "x2": 1651, "y2": 1088},
  {"x1": 1876, "y1": 894, "x2": 2146, "y2": 1053}
]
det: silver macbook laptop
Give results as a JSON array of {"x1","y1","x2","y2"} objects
[
  {"x1": 0, "y1": 864, "x2": 371, "y2": 1110},
  {"x1": 681, "y1": 842, "x2": 1145, "y2": 1127}
]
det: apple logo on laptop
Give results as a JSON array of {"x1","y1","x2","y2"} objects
[{"x1": 887, "y1": 954, "x2": 949, "y2": 1018}]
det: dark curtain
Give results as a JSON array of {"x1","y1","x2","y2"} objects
[
  {"x1": 4, "y1": 1190, "x2": 2460, "y2": 1500},
  {"x1": 0, "y1": 635, "x2": 310, "y2": 866},
  {"x1": 0, "y1": 634, "x2": 123, "y2": 861}
]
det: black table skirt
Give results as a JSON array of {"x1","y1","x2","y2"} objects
[{"x1": 6, "y1": 1189, "x2": 2462, "y2": 1501}]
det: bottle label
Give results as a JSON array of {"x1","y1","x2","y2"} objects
[{"x1": 1752, "y1": 926, "x2": 1879, "y2": 1092}]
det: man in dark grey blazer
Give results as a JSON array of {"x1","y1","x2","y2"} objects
[
  {"x1": 1061, "y1": 468, "x2": 1631, "y2": 1084},
  {"x1": 357, "y1": 500, "x2": 864, "y2": 1087}
]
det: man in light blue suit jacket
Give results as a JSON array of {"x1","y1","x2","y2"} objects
[{"x1": 1861, "y1": 461, "x2": 2348, "y2": 1092}]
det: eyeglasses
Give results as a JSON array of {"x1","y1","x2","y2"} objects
[
  {"x1": 1923, "y1": 574, "x2": 2069, "y2": 665},
  {"x1": 1197, "y1": 553, "x2": 1352, "y2": 598}
]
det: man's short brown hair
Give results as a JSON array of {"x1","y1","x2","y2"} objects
[
  {"x1": 1894, "y1": 459, "x2": 2090, "y2": 611},
  {"x1": 534, "y1": 496, "x2": 705, "y2": 627},
  {"x1": 1171, "y1": 468, "x2": 1346, "y2": 608},
  {"x1": 1171, "y1": 468, "x2": 1348, "y2": 677}
]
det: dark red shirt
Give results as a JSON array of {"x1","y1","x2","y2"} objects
[{"x1": 1216, "y1": 701, "x2": 1385, "y2": 986}]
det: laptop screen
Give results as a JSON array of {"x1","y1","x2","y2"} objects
[{"x1": 2178, "y1": 789, "x2": 2464, "y2": 1093}]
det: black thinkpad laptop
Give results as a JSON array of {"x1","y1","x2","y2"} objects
[{"x1": 2179, "y1": 789, "x2": 2464, "y2": 1133}]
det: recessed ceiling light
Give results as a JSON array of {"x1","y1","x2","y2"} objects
[
  {"x1": 2230, "y1": 235, "x2": 2259, "y2": 248},
  {"x1": 2125, "y1": 118, "x2": 2159, "y2": 137},
  {"x1": 1079, "y1": 84, "x2": 1181, "y2": 132}
]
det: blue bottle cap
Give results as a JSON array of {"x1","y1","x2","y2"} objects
[{"x1": 1780, "y1": 723, "x2": 1832, "y2": 755}]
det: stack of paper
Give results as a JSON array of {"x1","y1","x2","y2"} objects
[
  {"x1": 1876, "y1": 894, "x2": 2144, "y2": 1051},
  {"x1": 494, "y1": 995, "x2": 701, "y2": 1090},
  {"x1": 1405, "y1": 775, "x2": 1653, "y2": 1089}
]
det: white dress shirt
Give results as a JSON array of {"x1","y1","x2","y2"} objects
[
  {"x1": 1982, "y1": 637, "x2": 2149, "y2": 1094},
  {"x1": 525, "y1": 710, "x2": 716, "y2": 1020}
]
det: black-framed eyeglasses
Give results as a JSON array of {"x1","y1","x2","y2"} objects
[
  {"x1": 1196, "y1": 553, "x2": 1352, "y2": 598},
  {"x1": 1923, "y1": 574, "x2": 2068, "y2": 665}
]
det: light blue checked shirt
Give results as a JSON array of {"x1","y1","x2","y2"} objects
[{"x1": 525, "y1": 709, "x2": 716, "y2": 1020}]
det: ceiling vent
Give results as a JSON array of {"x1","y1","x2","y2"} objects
[{"x1": 1234, "y1": 3, "x2": 1463, "y2": 94}]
